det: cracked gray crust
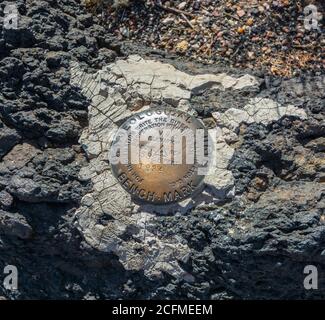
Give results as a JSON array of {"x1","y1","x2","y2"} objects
[{"x1": 70, "y1": 55, "x2": 309, "y2": 282}]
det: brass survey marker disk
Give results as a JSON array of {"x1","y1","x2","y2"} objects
[{"x1": 110, "y1": 107, "x2": 208, "y2": 204}]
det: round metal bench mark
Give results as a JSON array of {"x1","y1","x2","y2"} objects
[{"x1": 110, "y1": 107, "x2": 207, "y2": 204}]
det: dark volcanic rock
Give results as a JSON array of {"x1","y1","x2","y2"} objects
[
  {"x1": 0, "y1": 190, "x2": 13, "y2": 209},
  {"x1": 210, "y1": 181, "x2": 325, "y2": 299},
  {"x1": 0, "y1": 120, "x2": 21, "y2": 158},
  {"x1": 0, "y1": 210, "x2": 33, "y2": 239}
]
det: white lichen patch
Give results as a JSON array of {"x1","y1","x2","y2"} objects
[{"x1": 70, "y1": 55, "x2": 307, "y2": 281}]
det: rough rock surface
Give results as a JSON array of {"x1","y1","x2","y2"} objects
[
  {"x1": 0, "y1": 0, "x2": 324, "y2": 299},
  {"x1": 71, "y1": 55, "x2": 309, "y2": 283}
]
